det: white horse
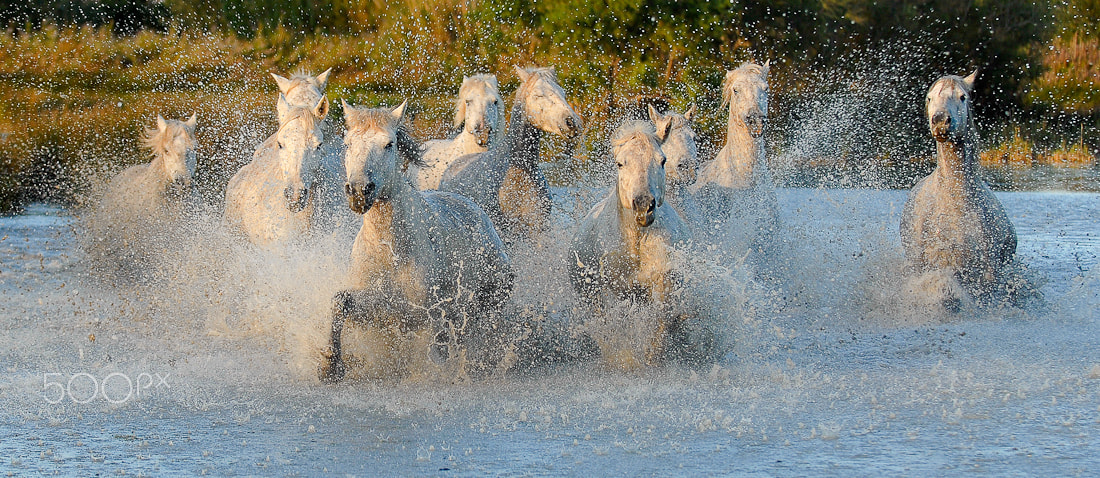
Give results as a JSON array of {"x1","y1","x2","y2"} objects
[
  {"x1": 438, "y1": 66, "x2": 582, "y2": 241},
  {"x1": 569, "y1": 121, "x2": 691, "y2": 369},
  {"x1": 900, "y1": 71, "x2": 1018, "y2": 306},
  {"x1": 320, "y1": 100, "x2": 515, "y2": 383},
  {"x1": 648, "y1": 104, "x2": 699, "y2": 209},
  {"x1": 86, "y1": 114, "x2": 199, "y2": 277},
  {"x1": 412, "y1": 74, "x2": 505, "y2": 190},
  {"x1": 688, "y1": 62, "x2": 780, "y2": 265},
  {"x1": 224, "y1": 94, "x2": 330, "y2": 246},
  {"x1": 268, "y1": 68, "x2": 359, "y2": 238}
]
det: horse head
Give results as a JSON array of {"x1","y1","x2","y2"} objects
[
  {"x1": 146, "y1": 113, "x2": 198, "y2": 198},
  {"x1": 927, "y1": 70, "x2": 978, "y2": 143},
  {"x1": 342, "y1": 99, "x2": 424, "y2": 214},
  {"x1": 722, "y1": 61, "x2": 770, "y2": 138},
  {"x1": 648, "y1": 104, "x2": 698, "y2": 190},
  {"x1": 274, "y1": 93, "x2": 329, "y2": 212},
  {"x1": 454, "y1": 74, "x2": 504, "y2": 147},
  {"x1": 612, "y1": 121, "x2": 667, "y2": 227},
  {"x1": 270, "y1": 68, "x2": 332, "y2": 108},
  {"x1": 514, "y1": 66, "x2": 583, "y2": 139}
]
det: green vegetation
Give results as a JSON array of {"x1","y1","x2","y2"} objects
[{"x1": 1, "y1": 0, "x2": 1098, "y2": 212}]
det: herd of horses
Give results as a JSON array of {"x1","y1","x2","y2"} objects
[{"x1": 89, "y1": 61, "x2": 1020, "y2": 382}]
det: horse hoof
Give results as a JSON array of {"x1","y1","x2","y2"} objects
[{"x1": 319, "y1": 358, "x2": 347, "y2": 384}]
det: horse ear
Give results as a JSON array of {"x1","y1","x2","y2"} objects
[
  {"x1": 313, "y1": 95, "x2": 330, "y2": 119},
  {"x1": 647, "y1": 104, "x2": 663, "y2": 123},
  {"x1": 962, "y1": 69, "x2": 979, "y2": 92},
  {"x1": 391, "y1": 100, "x2": 408, "y2": 122},
  {"x1": 514, "y1": 65, "x2": 532, "y2": 83},
  {"x1": 684, "y1": 103, "x2": 696, "y2": 123},
  {"x1": 316, "y1": 68, "x2": 332, "y2": 89},
  {"x1": 271, "y1": 72, "x2": 294, "y2": 95},
  {"x1": 762, "y1": 59, "x2": 770, "y2": 77},
  {"x1": 156, "y1": 115, "x2": 167, "y2": 132},
  {"x1": 277, "y1": 93, "x2": 291, "y2": 123},
  {"x1": 185, "y1": 113, "x2": 197, "y2": 131},
  {"x1": 654, "y1": 116, "x2": 673, "y2": 143}
]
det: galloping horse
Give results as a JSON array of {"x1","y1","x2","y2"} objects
[
  {"x1": 900, "y1": 70, "x2": 1017, "y2": 305},
  {"x1": 320, "y1": 101, "x2": 515, "y2": 383},
  {"x1": 86, "y1": 114, "x2": 200, "y2": 278},
  {"x1": 569, "y1": 121, "x2": 691, "y2": 369},
  {"x1": 224, "y1": 94, "x2": 330, "y2": 246},
  {"x1": 688, "y1": 62, "x2": 780, "y2": 266}
]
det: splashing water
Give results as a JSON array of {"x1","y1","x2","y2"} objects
[{"x1": 2, "y1": 174, "x2": 1099, "y2": 474}]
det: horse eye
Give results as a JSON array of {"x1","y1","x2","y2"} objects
[
  {"x1": 616, "y1": 162, "x2": 623, "y2": 168},
  {"x1": 960, "y1": 95, "x2": 967, "y2": 102},
  {"x1": 660, "y1": 158, "x2": 667, "y2": 167},
  {"x1": 385, "y1": 141, "x2": 394, "y2": 149}
]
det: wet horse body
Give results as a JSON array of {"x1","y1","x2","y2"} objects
[
  {"x1": 687, "y1": 62, "x2": 780, "y2": 266},
  {"x1": 439, "y1": 66, "x2": 582, "y2": 241},
  {"x1": 413, "y1": 74, "x2": 504, "y2": 190},
  {"x1": 86, "y1": 114, "x2": 200, "y2": 277},
  {"x1": 223, "y1": 94, "x2": 330, "y2": 246},
  {"x1": 569, "y1": 121, "x2": 692, "y2": 368},
  {"x1": 321, "y1": 102, "x2": 514, "y2": 383},
  {"x1": 901, "y1": 71, "x2": 1017, "y2": 303}
]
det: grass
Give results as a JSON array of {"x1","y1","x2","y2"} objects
[
  {"x1": 980, "y1": 127, "x2": 1096, "y2": 168},
  {"x1": 1, "y1": 23, "x2": 1098, "y2": 212}
]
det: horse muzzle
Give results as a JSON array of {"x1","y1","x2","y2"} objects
[
  {"x1": 472, "y1": 123, "x2": 492, "y2": 146},
  {"x1": 746, "y1": 115, "x2": 766, "y2": 138},
  {"x1": 285, "y1": 186, "x2": 311, "y2": 213},
  {"x1": 930, "y1": 112, "x2": 952, "y2": 142},
  {"x1": 632, "y1": 194, "x2": 656, "y2": 227},
  {"x1": 562, "y1": 114, "x2": 582, "y2": 139},
  {"x1": 345, "y1": 181, "x2": 377, "y2": 215}
]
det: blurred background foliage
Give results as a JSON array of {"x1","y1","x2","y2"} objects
[{"x1": 1, "y1": 0, "x2": 1098, "y2": 212}]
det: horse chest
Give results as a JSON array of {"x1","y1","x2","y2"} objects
[
  {"x1": 914, "y1": 185, "x2": 997, "y2": 268},
  {"x1": 601, "y1": 229, "x2": 674, "y2": 302},
  {"x1": 351, "y1": 224, "x2": 432, "y2": 305}
]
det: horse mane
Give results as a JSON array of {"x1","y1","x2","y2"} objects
[
  {"x1": 286, "y1": 70, "x2": 325, "y2": 95},
  {"x1": 143, "y1": 120, "x2": 193, "y2": 159},
  {"x1": 516, "y1": 66, "x2": 560, "y2": 95},
  {"x1": 721, "y1": 62, "x2": 767, "y2": 109},
  {"x1": 345, "y1": 106, "x2": 426, "y2": 169},
  {"x1": 610, "y1": 120, "x2": 658, "y2": 156}
]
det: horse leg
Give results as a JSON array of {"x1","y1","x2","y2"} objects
[{"x1": 319, "y1": 290, "x2": 356, "y2": 383}]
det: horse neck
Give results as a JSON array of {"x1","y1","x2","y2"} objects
[
  {"x1": 361, "y1": 179, "x2": 428, "y2": 258},
  {"x1": 934, "y1": 127, "x2": 979, "y2": 185},
  {"x1": 722, "y1": 111, "x2": 764, "y2": 181},
  {"x1": 503, "y1": 99, "x2": 543, "y2": 171},
  {"x1": 611, "y1": 187, "x2": 644, "y2": 259}
]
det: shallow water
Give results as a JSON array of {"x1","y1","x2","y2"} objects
[{"x1": 1, "y1": 188, "x2": 1099, "y2": 476}]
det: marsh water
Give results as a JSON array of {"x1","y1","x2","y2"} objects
[{"x1": 1, "y1": 177, "x2": 1099, "y2": 475}]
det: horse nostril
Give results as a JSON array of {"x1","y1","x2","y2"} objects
[
  {"x1": 566, "y1": 116, "x2": 576, "y2": 130},
  {"x1": 633, "y1": 195, "x2": 655, "y2": 213},
  {"x1": 932, "y1": 112, "x2": 950, "y2": 126},
  {"x1": 344, "y1": 182, "x2": 353, "y2": 196},
  {"x1": 363, "y1": 182, "x2": 375, "y2": 198}
]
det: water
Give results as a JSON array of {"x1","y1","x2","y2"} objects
[{"x1": 1, "y1": 188, "x2": 1099, "y2": 476}]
